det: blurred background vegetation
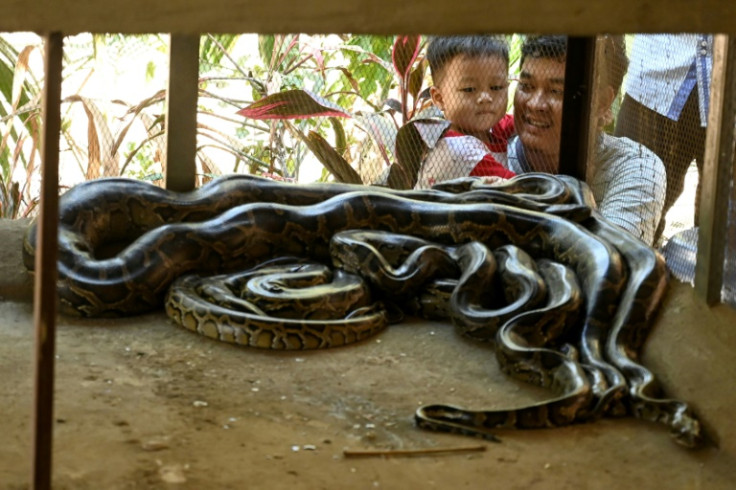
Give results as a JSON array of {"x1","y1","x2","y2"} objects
[{"x1": 0, "y1": 33, "x2": 524, "y2": 219}]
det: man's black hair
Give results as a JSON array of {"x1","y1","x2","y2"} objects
[
  {"x1": 520, "y1": 35, "x2": 628, "y2": 93},
  {"x1": 427, "y1": 35, "x2": 509, "y2": 84},
  {"x1": 519, "y1": 35, "x2": 568, "y2": 67}
]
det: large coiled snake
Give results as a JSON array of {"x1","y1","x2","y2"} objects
[{"x1": 22, "y1": 173, "x2": 702, "y2": 447}]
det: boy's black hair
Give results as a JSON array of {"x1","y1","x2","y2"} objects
[
  {"x1": 427, "y1": 35, "x2": 509, "y2": 84},
  {"x1": 519, "y1": 34, "x2": 628, "y2": 93}
]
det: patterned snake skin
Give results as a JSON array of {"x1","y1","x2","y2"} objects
[{"x1": 22, "y1": 173, "x2": 702, "y2": 447}]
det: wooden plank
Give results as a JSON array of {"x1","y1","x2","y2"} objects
[
  {"x1": 31, "y1": 31, "x2": 64, "y2": 490},
  {"x1": 558, "y1": 36, "x2": 596, "y2": 180},
  {"x1": 695, "y1": 34, "x2": 736, "y2": 304},
  {"x1": 164, "y1": 34, "x2": 199, "y2": 192},
  {"x1": 0, "y1": 0, "x2": 735, "y2": 35}
]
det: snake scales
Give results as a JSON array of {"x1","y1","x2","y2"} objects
[{"x1": 23, "y1": 173, "x2": 702, "y2": 447}]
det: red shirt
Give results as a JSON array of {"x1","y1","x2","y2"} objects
[{"x1": 446, "y1": 114, "x2": 516, "y2": 179}]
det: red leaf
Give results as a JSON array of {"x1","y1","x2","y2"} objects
[
  {"x1": 237, "y1": 100, "x2": 289, "y2": 119},
  {"x1": 392, "y1": 35, "x2": 421, "y2": 82},
  {"x1": 237, "y1": 89, "x2": 351, "y2": 120}
]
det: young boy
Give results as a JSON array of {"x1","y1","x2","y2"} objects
[{"x1": 415, "y1": 35, "x2": 516, "y2": 189}]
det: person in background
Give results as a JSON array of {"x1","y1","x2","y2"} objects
[
  {"x1": 507, "y1": 35, "x2": 666, "y2": 246},
  {"x1": 615, "y1": 34, "x2": 712, "y2": 243},
  {"x1": 414, "y1": 35, "x2": 516, "y2": 189}
]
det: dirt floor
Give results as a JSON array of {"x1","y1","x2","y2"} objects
[{"x1": 2, "y1": 218, "x2": 736, "y2": 490}]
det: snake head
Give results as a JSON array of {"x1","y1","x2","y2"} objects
[{"x1": 670, "y1": 411, "x2": 702, "y2": 449}]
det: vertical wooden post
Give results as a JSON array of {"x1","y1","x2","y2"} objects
[
  {"x1": 31, "y1": 31, "x2": 63, "y2": 490},
  {"x1": 558, "y1": 36, "x2": 596, "y2": 180},
  {"x1": 164, "y1": 34, "x2": 200, "y2": 192},
  {"x1": 695, "y1": 34, "x2": 736, "y2": 304}
]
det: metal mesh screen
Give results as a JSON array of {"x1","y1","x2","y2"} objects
[
  {"x1": 614, "y1": 34, "x2": 711, "y2": 246},
  {"x1": 60, "y1": 34, "x2": 169, "y2": 185},
  {"x1": 725, "y1": 177, "x2": 736, "y2": 305},
  {"x1": 1, "y1": 32, "x2": 44, "y2": 219},
  {"x1": 1, "y1": 32, "x2": 735, "y2": 305},
  {"x1": 614, "y1": 34, "x2": 736, "y2": 307},
  {"x1": 1, "y1": 32, "x2": 170, "y2": 210},
  {"x1": 207, "y1": 34, "x2": 407, "y2": 185}
]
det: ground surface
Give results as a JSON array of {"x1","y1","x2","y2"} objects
[{"x1": 2, "y1": 213, "x2": 736, "y2": 489}]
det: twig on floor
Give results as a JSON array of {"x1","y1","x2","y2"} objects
[{"x1": 342, "y1": 444, "x2": 487, "y2": 458}]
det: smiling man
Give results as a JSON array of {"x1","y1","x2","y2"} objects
[
  {"x1": 507, "y1": 35, "x2": 667, "y2": 246},
  {"x1": 510, "y1": 36, "x2": 567, "y2": 173}
]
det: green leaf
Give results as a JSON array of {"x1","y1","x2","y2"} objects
[
  {"x1": 393, "y1": 123, "x2": 425, "y2": 189},
  {"x1": 145, "y1": 61, "x2": 156, "y2": 82},
  {"x1": 329, "y1": 117, "x2": 348, "y2": 158},
  {"x1": 258, "y1": 35, "x2": 276, "y2": 70},
  {"x1": 385, "y1": 163, "x2": 411, "y2": 190},
  {"x1": 408, "y1": 59, "x2": 428, "y2": 102},
  {"x1": 200, "y1": 34, "x2": 238, "y2": 67},
  {"x1": 301, "y1": 130, "x2": 362, "y2": 184}
]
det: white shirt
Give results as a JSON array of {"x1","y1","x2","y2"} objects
[
  {"x1": 415, "y1": 134, "x2": 509, "y2": 189},
  {"x1": 623, "y1": 34, "x2": 712, "y2": 126},
  {"x1": 507, "y1": 133, "x2": 666, "y2": 246}
]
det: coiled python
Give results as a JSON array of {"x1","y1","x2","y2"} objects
[{"x1": 22, "y1": 173, "x2": 702, "y2": 447}]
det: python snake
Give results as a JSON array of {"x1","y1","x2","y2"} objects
[{"x1": 22, "y1": 173, "x2": 702, "y2": 447}]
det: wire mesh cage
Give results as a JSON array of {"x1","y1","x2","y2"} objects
[
  {"x1": 61, "y1": 34, "x2": 170, "y2": 185},
  {"x1": 614, "y1": 35, "x2": 710, "y2": 247},
  {"x1": 726, "y1": 180, "x2": 736, "y2": 304},
  {"x1": 1, "y1": 31, "x2": 734, "y2": 305}
]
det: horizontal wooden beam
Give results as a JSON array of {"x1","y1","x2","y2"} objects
[{"x1": 2, "y1": 0, "x2": 735, "y2": 35}]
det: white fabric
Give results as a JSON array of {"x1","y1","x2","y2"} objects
[
  {"x1": 508, "y1": 133, "x2": 666, "y2": 245},
  {"x1": 415, "y1": 135, "x2": 507, "y2": 189},
  {"x1": 623, "y1": 34, "x2": 712, "y2": 126}
]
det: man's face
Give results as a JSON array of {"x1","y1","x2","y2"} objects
[
  {"x1": 430, "y1": 54, "x2": 509, "y2": 140},
  {"x1": 513, "y1": 56, "x2": 566, "y2": 172}
]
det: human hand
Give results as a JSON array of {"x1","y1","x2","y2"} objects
[{"x1": 479, "y1": 176, "x2": 507, "y2": 186}]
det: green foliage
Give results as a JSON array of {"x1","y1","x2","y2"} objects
[
  {"x1": 338, "y1": 36, "x2": 395, "y2": 107},
  {"x1": 237, "y1": 35, "x2": 435, "y2": 187},
  {"x1": 508, "y1": 34, "x2": 524, "y2": 111},
  {"x1": 200, "y1": 34, "x2": 238, "y2": 70},
  {"x1": 0, "y1": 35, "x2": 42, "y2": 218},
  {"x1": 0, "y1": 32, "x2": 534, "y2": 218}
]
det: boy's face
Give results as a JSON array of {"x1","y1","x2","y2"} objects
[
  {"x1": 513, "y1": 56, "x2": 566, "y2": 172},
  {"x1": 430, "y1": 54, "x2": 509, "y2": 139}
]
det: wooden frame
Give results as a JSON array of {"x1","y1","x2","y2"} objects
[
  {"x1": 2, "y1": 1, "x2": 736, "y2": 34},
  {"x1": 695, "y1": 34, "x2": 736, "y2": 304},
  {"x1": 9, "y1": 2, "x2": 735, "y2": 488},
  {"x1": 32, "y1": 32, "x2": 63, "y2": 490},
  {"x1": 558, "y1": 37, "x2": 597, "y2": 179},
  {"x1": 164, "y1": 34, "x2": 200, "y2": 192}
]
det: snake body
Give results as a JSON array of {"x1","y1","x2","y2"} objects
[
  {"x1": 22, "y1": 173, "x2": 702, "y2": 447},
  {"x1": 165, "y1": 258, "x2": 389, "y2": 350}
]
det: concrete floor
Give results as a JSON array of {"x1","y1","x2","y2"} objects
[{"x1": 2, "y1": 218, "x2": 736, "y2": 489}]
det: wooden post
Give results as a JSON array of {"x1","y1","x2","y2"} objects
[
  {"x1": 695, "y1": 34, "x2": 736, "y2": 304},
  {"x1": 164, "y1": 34, "x2": 200, "y2": 191},
  {"x1": 31, "y1": 31, "x2": 64, "y2": 490},
  {"x1": 558, "y1": 36, "x2": 596, "y2": 180}
]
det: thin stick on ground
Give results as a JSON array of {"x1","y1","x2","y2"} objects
[{"x1": 343, "y1": 444, "x2": 487, "y2": 458}]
